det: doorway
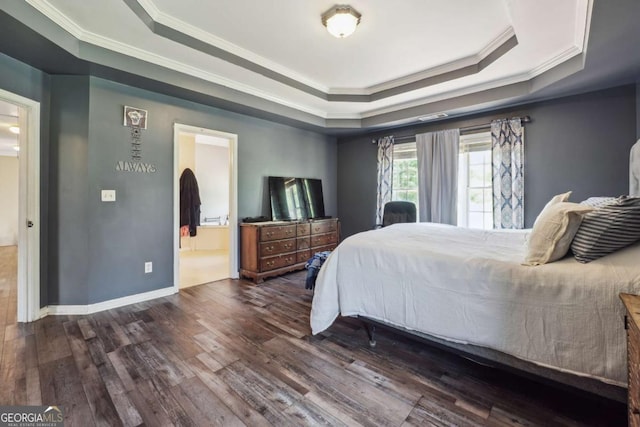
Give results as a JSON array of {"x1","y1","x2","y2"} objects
[
  {"x1": 0, "y1": 89, "x2": 40, "y2": 322},
  {"x1": 173, "y1": 124, "x2": 238, "y2": 290}
]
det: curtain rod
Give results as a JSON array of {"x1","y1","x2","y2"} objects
[
  {"x1": 460, "y1": 116, "x2": 531, "y2": 134},
  {"x1": 372, "y1": 116, "x2": 532, "y2": 144}
]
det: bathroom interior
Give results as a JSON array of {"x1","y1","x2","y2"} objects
[{"x1": 178, "y1": 131, "x2": 230, "y2": 288}]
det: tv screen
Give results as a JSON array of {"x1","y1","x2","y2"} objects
[{"x1": 269, "y1": 176, "x2": 326, "y2": 221}]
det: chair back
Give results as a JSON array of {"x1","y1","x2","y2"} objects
[{"x1": 382, "y1": 201, "x2": 417, "y2": 227}]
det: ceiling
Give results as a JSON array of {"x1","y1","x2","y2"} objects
[{"x1": 2, "y1": 0, "x2": 639, "y2": 133}]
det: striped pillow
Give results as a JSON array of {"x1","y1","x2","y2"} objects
[
  {"x1": 579, "y1": 197, "x2": 618, "y2": 208},
  {"x1": 571, "y1": 196, "x2": 640, "y2": 263}
]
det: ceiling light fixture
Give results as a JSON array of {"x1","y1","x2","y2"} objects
[
  {"x1": 322, "y1": 5, "x2": 361, "y2": 38},
  {"x1": 9, "y1": 126, "x2": 20, "y2": 134}
]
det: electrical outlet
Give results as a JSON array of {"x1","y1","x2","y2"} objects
[
  {"x1": 144, "y1": 262, "x2": 152, "y2": 273},
  {"x1": 101, "y1": 190, "x2": 116, "y2": 202}
]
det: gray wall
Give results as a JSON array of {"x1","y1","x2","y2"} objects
[
  {"x1": 58, "y1": 76, "x2": 336, "y2": 305},
  {"x1": 0, "y1": 52, "x2": 337, "y2": 306},
  {"x1": 49, "y1": 76, "x2": 91, "y2": 304},
  {"x1": 337, "y1": 85, "x2": 637, "y2": 238}
]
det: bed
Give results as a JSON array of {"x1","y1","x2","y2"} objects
[{"x1": 310, "y1": 222, "x2": 640, "y2": 401}]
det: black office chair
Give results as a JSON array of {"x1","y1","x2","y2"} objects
[{"x1": 378, "y1": 201, "x2": 417, "y2": 227}]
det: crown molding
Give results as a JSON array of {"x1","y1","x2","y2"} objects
[
  {"x1": 9, "y1": 0, "x2": 594, "y2": 130},
  {"x1": 363, "y1": 26, "x2": 517, "y2": 94},
  {"x1": 25, "y1": 0, "x2": 83, "y2": 38},
  {"x1": 360, "y1": 72, "x2": 531, "y2": 119},
  {"x1": 25, "y1": 0, "x2": 329, "y2": 118},
  {"x1": 136, "y1": 0, "x2": 328, "y2": 93},
  {"x1": 125, "y1": 0, "x2": 520, "y2": 102},
  {"x1": 574, "y1": 0, "x2": 592, "y2": 49},
  {"x1": 526, "y1": 45, "x2": 582, "y2": 79},
  {"x1": 80, "y1": 32, "x2": 329, "y2": 118}
]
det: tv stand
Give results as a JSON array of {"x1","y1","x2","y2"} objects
[{"x1": 240, "y1": 218, "x2": 339, "y2": 283}]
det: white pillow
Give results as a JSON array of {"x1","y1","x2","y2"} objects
[
  {"x1": 524, "y1": 202, "x2": 594, "y2": 266},
  {"x1": 534, "y1": 191, "x2": 572, "y2": 227}
]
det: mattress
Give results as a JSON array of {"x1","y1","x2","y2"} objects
[{"x1": 310, "y1": 223, "x2": 640, "y2": 386}]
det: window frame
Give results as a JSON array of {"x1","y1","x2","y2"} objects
[{"x1": 457, "y1": 132, "x2": 493, "y2": 229}]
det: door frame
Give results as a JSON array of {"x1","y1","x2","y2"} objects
[
  {"x1": 0, "y1": 88, "x2": 41, "y2": 322},
  {"x1": 173, "y1": 123, "x2": 239, "y2": 291}
]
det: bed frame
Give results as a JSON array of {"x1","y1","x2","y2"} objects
[{"x1": 358, "y1": 316, "x2": 626, "y2": 403}]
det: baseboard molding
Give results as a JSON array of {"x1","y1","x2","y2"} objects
[{"x1": 42, "y1": 286, "x2": 178, "y2": 317}]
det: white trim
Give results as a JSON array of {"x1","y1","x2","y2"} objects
[
  {"x1": 137, "y1": 0, "x2": 328, "y2": 93},
  {"x1": 574, "y1": 0, "x2": 593, "y2": 50},
  {"x1": 173, "y1": 124, "x2": 239, "y2": 291},
  {"x1": 80, "y1": 32, "x2": 328, "y2": 118},
  {"x1": 360, "y1": 26, "x2": 517, "y2": 95},
  {"x1": 25, "y1": 1, "x2": 327, "y2": 119},
  {"x1": 0, "y1": 89, "x2": 41, "y2": 323},
  {"x1": 44, "y1": 286, "x2": 177, "y2": 316},
  {"x1": 25, "y1": 0, "x2": 84, "y2": 39},
  {"x1": 24, "y1": 0, "x2": 592, "y2": 124},
  {"x1": 526, "y1": 45, "x2": 582, "y2": 78}
]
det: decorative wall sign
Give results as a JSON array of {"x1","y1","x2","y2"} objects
[
  {"x1": 116, "y1": 105, "x2": 157, "y2": 173},
  {"x1": 123, "y1": 106, "x2": 148, "y2": 129}
]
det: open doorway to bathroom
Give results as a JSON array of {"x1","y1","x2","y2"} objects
[{"x1": 173, "y1": 124, "x2": 238, "y2": 289}]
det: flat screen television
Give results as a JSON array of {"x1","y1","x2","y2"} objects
[{"x1": 269, "y1": 176, "x2": 326, "y2": 221}]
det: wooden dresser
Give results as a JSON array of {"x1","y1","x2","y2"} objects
[
  {"x1": 621, "y1": 293, "x2": 640, "y2": 426},
  {"x1": 240, "y1": 218, "x2": 339, "y2": 283}
]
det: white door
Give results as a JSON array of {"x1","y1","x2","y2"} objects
[{"x1": 0, "y1": 89, "x2": 41, "y2": 322}]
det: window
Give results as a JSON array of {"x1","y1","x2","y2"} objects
[
  {"x1": 457, "y1": 132, "x2": 493, "y2": 229},
  {"x1": 391, "y1": 142, "x2": 418, "y2": 207},
  {"x1": 390, "y1": 132, "x2": 494, "y2": 229}
]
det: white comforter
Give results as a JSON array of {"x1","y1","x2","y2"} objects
[{"x1": 310, "y1": 223, "x2": 640, "y2": 386}]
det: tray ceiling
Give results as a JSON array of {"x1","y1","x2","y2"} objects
[{"x1": 11, "y1": 0, "x2": 598, "y2": 129}]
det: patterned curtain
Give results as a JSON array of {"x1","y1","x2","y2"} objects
[
  {"x1": 375, "y1": 136, "x2": 394, "y2": 225},
  {"x1": 491, "y1": 118, "x2": 524, "y2": 229}
]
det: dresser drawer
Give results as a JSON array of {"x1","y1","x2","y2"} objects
[
  {"x1": 240, "y1": 219, "x2": 339, "y2": 283},
  {"x1": 311, "y1": 232, "x2": 338, "y2": 247},
  {"x1": 313, "y1": 244, "x2": 336, "y2": 253},
  {"x1": 260, "y1": 239, "x2": 296, "y2": 257},
  {"x1": 311, "y1": 221, "x2": 336, "y2": 235},
  {"x1": 260, "y1": 254, "x2": 297, "y2": 271},
  {"x1": 297, "y1": 250, "x2": 311, "y2": 263},
  {"x1": 260, "y1": 225, "x2": 296, "y2": 241},
  {"x1": 297, "y1": 237, "x2": 310, "y2": 250},
  {"x1": 297, "y1": 223, "x2": 311, "y2": 236}
]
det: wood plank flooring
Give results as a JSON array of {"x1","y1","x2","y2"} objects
[{"x1": 0, "y1": 245, "x2": 627, "y2": 426}]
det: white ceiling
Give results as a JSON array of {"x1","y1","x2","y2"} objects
[{"x1": 23, "y1": 0, "x2": 593, "y2": 126}]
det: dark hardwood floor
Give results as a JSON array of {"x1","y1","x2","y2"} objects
[{"x1": 0, "y1": 245, "x2": 627, "y2": 426}]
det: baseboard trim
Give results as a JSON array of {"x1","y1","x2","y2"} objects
[{"x1": 43, "y1": 286, "x2": 178, "y2": 316}]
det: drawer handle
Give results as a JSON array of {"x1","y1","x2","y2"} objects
[
  {"x1": 266, "y1": 231, "x2": 273, "y2": 237},
  {"x1": 266, "y1": 261, "x2": 275, "y2": 267},
  {"x1": 284, "y1": 243, "x2": 292, "y2": 249},
  {"x1": 265, "y1": 246, "x2": 274, "y2": 252},
  {"x1": 286, "y1": 230, "x2": 293, "y2": 234},
  {"x1": 286, "y1": 257, "x2": 293, "y2": 263}
]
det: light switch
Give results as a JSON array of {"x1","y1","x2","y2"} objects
[{"x1": 101, "y1": 190, "x2": 116, "y2": 202}]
